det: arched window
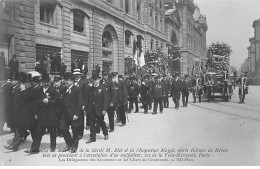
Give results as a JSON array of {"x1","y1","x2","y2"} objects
[{"x1": 102, "y1": 31, "x2": 112, "y2": 48}]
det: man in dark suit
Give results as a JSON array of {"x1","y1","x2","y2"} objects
[
  {"x1": 4, "y1": 73, "x2": 38, "y2": 152},
  {"x1": 112, "y1": 72, "x2": 128, "y2": 127},
  {"x1": 86, "y1": 72, "x2": 109, "y2": 143},
  {"x1": 53, "y1": 74, "x2": 66, "y2": 137},
  {"x1": 60, "y1": 72, "x2": 82, "y2": 153},
  {"x1": 99, "y1": 71, "x2": 116, "y2": 132},
  {"x1": 127, "y1": 76, "x2": 139, "y2": 113},
  {"x1": 163, "y1": 76, "x2": 171, "y2": 108},
  {"x1": 182, "y1": 75, "x2": 191, "y2": 107},
  {"x1": 26, "y1": 75, "x2": 59, "y2": 153},
  {"x1": 171, "y1": 72, "x2": 183, "y2": 109},
  {"x1": 73, "y1": 69, "x2": 85, "y2": 139},
  {"x1": 140, "y1": 77, "x2": 150, "y2": 114},
  {"x1": 152, "y1": 75, "x2": 165, "y2": 114}
]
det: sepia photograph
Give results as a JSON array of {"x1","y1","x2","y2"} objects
[{"x1": 0, "y1": 0, "x2": 260, "y2": 166}]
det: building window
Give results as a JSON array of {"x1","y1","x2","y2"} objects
[
  {"x1": 156, "y1": 41, "x2": 159, "y2": 49},
  {"x1": 0, "y1": 0, "x2": 12, "y2": 19},
  {"x1": 125, "y1": 0, "x2": 129, "y2": 14},
  {"x1": 102, "y1": 31, "x2": 112, "y2": 48},
  {"x1": 150, "y1": 9, "x2": 153, "y2": 27},
  {"x1": 155, "y1": 13, "x2": 158, "y2": 30},
  {"x1": 136, "y1": 2, "x2": 141, "y2": 21},
  {"x1": 160, "y1": 0, "x2": 162, "y2": 8},
  {"x1": 161, "y1": 43, "x2": 163, "y2": 49},
  {"x1": 40, "y1": 0, "x2": 56, "y2": 25},
  {"x1": 125, "y1": 31, "x2": 131, "y2": 46},
  {"x1": 73, "y1": 10, "x2": 85, "y2": 33},
  {"x1": 150, "y1": 39, "x2": 154, "y2": 50},
  {"x1": 160, "y1": 16, "x2": 163, "y2": 32}
]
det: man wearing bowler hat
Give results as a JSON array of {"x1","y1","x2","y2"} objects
[
  {"x1": 26, "y1": 74, "x2": 59, "y2": 153},
  {"x1": 60, "y1": 72, "x2": 82, "y2": 153},
  {"x1": 86, "y1": 71, "x2": 109, "y2": 143}
]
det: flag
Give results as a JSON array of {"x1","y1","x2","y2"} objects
[{"x1": 139, "y1": 48, "x2": 145, "y2": 67}]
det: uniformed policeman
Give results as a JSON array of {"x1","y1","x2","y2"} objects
[
  {"x1": 86, "y1": 72, "x2": 109, "y2": 143},
  {"x1": 99, "y1": 71, "x2": 116, "y2": 132},
  {"x1": 152, "y1": 75, "x2": 165, "y2": 114},
  {"x1": 140, "y1": 77, "x2": 150, "y2": 114},
  {"x1": 127, "y1": 75, "x2": 139, "y2": 113}
]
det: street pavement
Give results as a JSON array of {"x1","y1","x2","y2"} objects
[{"x1": 0, "y1": 86, "x2": 260, "y2": 166}]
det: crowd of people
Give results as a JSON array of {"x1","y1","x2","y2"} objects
[{"x1": 0, "y1": 67, "x2": 249, "y2": 154}]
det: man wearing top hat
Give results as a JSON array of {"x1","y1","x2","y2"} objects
[
  {"x1": 26, "y1": 74, "x2": 59, "y2": 153},
  {"x1": 4, "y1": 72, "x2": 39, "y2": 152},
  {"x1": 86, "y1": 72, "x2": 109, "y2": 143},
  {"x1": 171, "y1": 72, "x2": 183, "y2": 109},
  {"x1": 60, "y1": 72, "x2": 82, "y2": 153},
  {"x1": 73, "y1": 69, "x2": 85, "y2": 139}
]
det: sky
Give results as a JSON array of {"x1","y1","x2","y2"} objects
[{"x1": 194, "y1": 0, "x2": 260, "y2": 69}]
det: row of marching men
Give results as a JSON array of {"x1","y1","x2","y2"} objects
[{"x1": 1, "y1": 69, "x2": 130, "y2": 154}]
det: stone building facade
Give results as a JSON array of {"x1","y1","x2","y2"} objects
[
  {"x1": 0, "y1": 0, "x2": 207, "y2": 77},
  {"x1": 247, "y1": 18, "x2": 260, "y2": 79},
  {"x1": 0, "y1": 0, "x2": 36, "y2": 72},
  {"x1": 175, "y1": 0, "x2": 207, "y2": 76},
  {"x1": 1, "y1": 0, "x2": 169, "y2": 76}
]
